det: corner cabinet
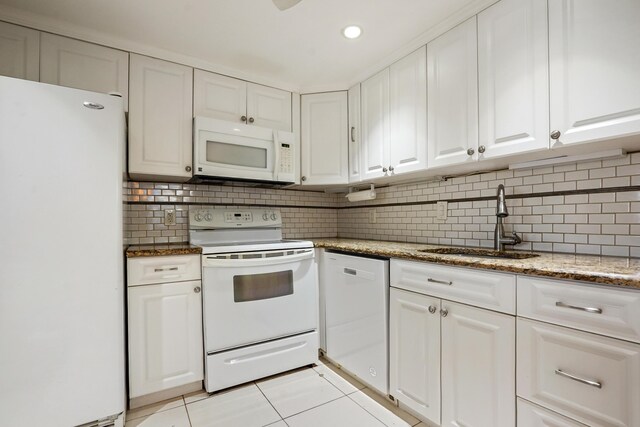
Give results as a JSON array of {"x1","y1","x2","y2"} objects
[
  {"x1": 389, "y1": 259, "x2": 516, "y2": 427},
  {"x1": 361, "y1": 46, "x2": 427, "y2": 180},
  {"x1": 39, "y1": 33, "x2": 129, "y2": 110},
  {"x1": 300, "y1": 91, "x2": 348, "y2": 185},
  {"x1": 477, "y1": 0, "x2": 549, "y2": 159},
  {"x1": 548, "y1": 0, "x2": 640, "y2": 147},
  {"x1": 128, "y1": 54, "x2": 193, "y2": 182},
  {"x1": 194, "y1": 69, "x2": 292, "y2": 131},
  {"x1": 426, "y1": 17, "x2": 478, "y2": 169},
  {"x1": 127, "y1": 255, "x2": 203, "y2": 403},
  {"x1": 0, "y1": 21, "x2": 39, "y2": 81}
]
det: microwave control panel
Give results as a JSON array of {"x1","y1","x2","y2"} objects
[{"x1": 279, "y1": 143, "x2": 293, "y2": 174}]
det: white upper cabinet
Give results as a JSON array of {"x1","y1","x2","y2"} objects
[
  {"x1": 361, "y1": 68, "x2": 390, "y2": 180},
  {"x1": 40, "y1": 34, "x2": 129, "y2": 110},
  {"x1": 300, "y1": 91, "x2": 348, "y2": 185},
  {"x1": 549, "y1": 0, "x2": 640, "y2": 147},
  {"x1": 0, "y1": 21, "x2": 39, "y2": 81},
  {"x1": 128, "y1": 54, "x2": 193, "y2": 182},
  {"x1": 427, "y1": 17, "x2": 478, "y2": 169},
  {"x1": 348, "y1": 84, "x2": 361, "y2": 183},
  {"x1": 478, "y1": 0, "x2": 549, "y2": 159},
  {"x1": 193, "y1": 70, "x2": 247, "y2": 123},
  {"x1": 247, "y1": 82, "x2": 292, "y2": 131},
  {"x1": 389, "y1": 46, "x2": 427, "y2": 175},
  {"x1": 194, "y1": 69, "x2": 291, "y2": 131}
]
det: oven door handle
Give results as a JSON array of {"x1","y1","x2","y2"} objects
[{"x1": 203, "y1": 249, "x2": 314, "y2": 268}]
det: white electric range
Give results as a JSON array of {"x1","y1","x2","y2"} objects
[{"x1": 189, "y1": 207, "x2": 319, "y2": 392}]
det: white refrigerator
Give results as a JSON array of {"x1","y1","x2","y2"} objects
[{"x1": 0, "y1": 76, "x2": 126, "y2": 426}]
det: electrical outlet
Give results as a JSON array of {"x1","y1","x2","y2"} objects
[
  {"x1": 436, "y1": 201, "x2": 448, "y2": 221},
  {"x1": 164, "y1": 209, "x2": 176, "y2": 226},
  {"x1": 369, "y1": 209, "x2": 377, "y2": 224}
]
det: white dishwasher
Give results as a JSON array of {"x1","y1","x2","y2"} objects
[{"x1": 323, "y1": 251, "x2": 389, "y2": 394}]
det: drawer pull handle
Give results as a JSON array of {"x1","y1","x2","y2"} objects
[
  {"x1": 555, "y1": 301, "x2": 602, "y2": 314},
  {"x1": 154, "y1": 267, "x2": 179, "y2": 272},
  {"x1": 555, "y1": 369, "x2": 602, "y2": 389},
  {"x1": 344, "y1": 268, "x2": 357, "y2": 276},
  {"x1": 428, "y1": 278, "x2": 452, "y2": 286}
]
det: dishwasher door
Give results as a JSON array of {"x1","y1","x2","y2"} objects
[{"x1": 324, "y1": 252, "x2": 389, "y2": 394}]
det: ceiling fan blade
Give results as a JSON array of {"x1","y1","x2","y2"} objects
[{"x1": 272, "y1": 0, "x2": 302, "y2": 11}]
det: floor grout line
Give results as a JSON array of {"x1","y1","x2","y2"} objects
[{"x1": 255, "y1": 380, "x2": 287, "y2": 424}]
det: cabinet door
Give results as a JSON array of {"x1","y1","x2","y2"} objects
[
  {"x1": 300, "y1": 92, "x2": 348, "y2": 185},
  {"x1": 478, "y1": 0, "x2": 549, "y2": 159},
  {"x1": 441, "y1": 301, "x2": 515, "y2": 427},
  {"x1": 389, "y1": 46, "x2": 427, "y2": 175},
  {"x1": 246, "y1": 82, "x2": 292, "y2": 131},
  {"x1": 361, "y1": 68, "x2": 390, "y2": 180},
  {"x1": 128, "y1": 280, "x2": 204, "y2": 398},
  {"x1": 129, "y1": 54, "x2": 193, "y2": 181},
  {"x1": 427, "y1": 17, "x2": 478, "y2": 169},
  {"x1": 193, "y1": 69, "x2": 247, "y2": 123},
  {"x1": 0, "y1": 21, "x2": 39, "y2": 81},
  {"x1": 40, "y1": 34, "x2": 129, "y2": 110},
  {"x1": 389, "y1": 288, "x2": 441, "y2": 425},
  {"x1": 549, "y1": 0, "x2": 640, "y2": 146},
  {"x1": 348, "y1": 84, "x2": 361, "y2": 183}
]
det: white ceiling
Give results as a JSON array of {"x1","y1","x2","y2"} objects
[{"x1": 0, "y1": 0, "x2": 491, "y2": 92}]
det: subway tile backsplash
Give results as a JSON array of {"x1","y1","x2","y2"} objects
[{"x1": 124, "y1": 152, "x2": 640, "y2": 257}]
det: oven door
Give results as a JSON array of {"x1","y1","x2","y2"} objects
[{"x1": 202, "y1": 248, "x2": 317, "y2": 353}]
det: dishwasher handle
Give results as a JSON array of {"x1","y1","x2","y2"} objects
[{"x1": 344, "y1": 268, "x2": 357, "y2": 276}]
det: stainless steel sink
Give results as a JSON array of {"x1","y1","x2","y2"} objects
[{"x1": 418, "y1": 247, "x2": 540, "y2": 259}]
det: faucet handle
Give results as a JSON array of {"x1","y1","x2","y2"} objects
[{"x1": 511, "y1": 232, "x2": 522, "y2": 245}]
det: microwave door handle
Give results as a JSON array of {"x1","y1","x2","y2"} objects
[{"x1": 273, "y1": 130, "x2": 280, "y2": 181}]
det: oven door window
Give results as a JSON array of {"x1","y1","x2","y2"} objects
[{"x1": 233, "y1": 270, "x2": 293, "y2": 302}]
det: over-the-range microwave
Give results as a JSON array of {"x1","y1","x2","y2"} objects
[{"x1": 193, "y1": 116, "x2": 296, "y2": 184}]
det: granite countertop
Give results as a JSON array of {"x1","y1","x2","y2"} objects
[
  {"x1": 126, "y1": 243, "x2": 202, "y2": 258},
  {"x1": 312, "y1": 238, "x2": 640, "y2": 289}
]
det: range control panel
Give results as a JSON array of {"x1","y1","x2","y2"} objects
[{"x1": 189, "y1": 208, "x2": 282, "y2": 229}]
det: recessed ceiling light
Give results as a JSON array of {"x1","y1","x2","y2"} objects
[{"x1": 342, "y1": 25, "x2": 362, "y2": 39}]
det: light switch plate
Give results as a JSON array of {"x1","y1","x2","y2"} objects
[
  {"x1": 369, "y1": 208, "x2": 377, "y2": 224},
  {"x1": 436, "y1": 201, "x2": 448, "y2": 221}
]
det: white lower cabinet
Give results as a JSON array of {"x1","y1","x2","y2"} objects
[
  {"x1": 518, "y1": 399, "x2": 587, "y2": 427},
  {"x1": 390, "y1": 288, "x2": 441, "y2": 424},
  {"x1": 441, "y1": 301, "x2": 515, "y2": 427},
  {"x1": 127, "y1": 255, "x2": 203, "y2": 401},
  {"x1": 390, "y1": 260, "x2": 516, "y2": 427}
]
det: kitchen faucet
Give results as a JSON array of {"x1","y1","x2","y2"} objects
[{"x1": 494, "y1": 184, "x2": 522, "y2": 251}]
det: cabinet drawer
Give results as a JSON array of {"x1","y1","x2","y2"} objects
[
  {"x1": 390, "y1": 259, "x2": 515, "y2": 314},
  {"x1": 128, "y1": 255, "x2": 200, "y2": 286},
  {"x1": 517, "y1": 399, "x2": 586, "y2": 427},
  {"x1": 517, "y1": 319, "x2": 640, "y2": 427},
  {"x1": 517, "y1": 276, "x2": 640, "y2": 343}
]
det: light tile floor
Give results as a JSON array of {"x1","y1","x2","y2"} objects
[{"x1": 126, "y1": 359, "x2": 428, "y2": 427}]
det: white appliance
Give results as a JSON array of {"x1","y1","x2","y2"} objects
[
  {"x1": 0, "y1": 77, "x2": 125, "y2": 426},
  {"x1": 324, "y1": 252, "x2": 389, "y2": 394},
  {"x1": 193, "y1": 116, "x2": 297, "y2": 184},
  {"x1": 189, "y1": 208, "x2": 318, "y2": 392}
]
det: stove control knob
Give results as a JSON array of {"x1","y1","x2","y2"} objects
[
  {"x1": 270, "y1": 213, "x2": 277, "y2": 221},
  {"x1": 262, "y1": 212, "x2": 269, "y2": 221},
  {"x1": 204, "y1": 212, "x2": 213, "y2": 221},
  {"x1": 194, "y1": 213, "x2": 203, "y2": 222}
]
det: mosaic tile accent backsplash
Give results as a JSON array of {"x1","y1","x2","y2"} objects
[{"x1": 124, "y1": 152, "x2": 640, "y2": 257}]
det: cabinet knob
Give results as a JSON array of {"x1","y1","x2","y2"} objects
[
  {"x1": 388, "y1": 165, "x2": 394, "y2": 172},
  {"x1": 467, "y1": 148, "x2": 475, "y2": 156},
  {"x1": 428, "y1": 305, "x2": 437, "y2": 314},
  {"x1": 478, "y1": 145, "x2": 486, "y2": 154},
  {"x1": 382, "y1": 167, "x2": 388, "y2": 173},
  {"x1": 185, "y1": 165, "x2": 192, "y2": 172},
  {"x1": 301, "y1": 176, "x2": 307, "y2": 181},
  {"x1": 193, "y1": 286, "x2": 201, "y2": 293},
  {"x1": 550, "y1": 130, "x2": 561, "y2": 140},
  {"x1": 241, "y1": 115, "x2": 247, "y2": 122},
  {"x1": 440, "y1": 308, "x2": 448, "y2": 317},
  {"x1": 248, "y1": 117, "x2": 255, "y2": 123}
]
